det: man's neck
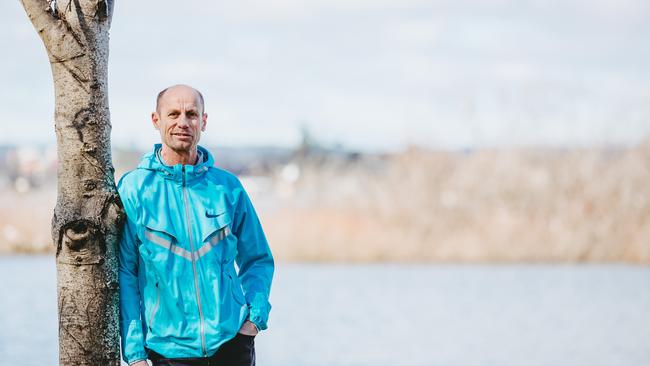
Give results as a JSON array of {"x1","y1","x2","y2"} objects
[{"x1": 160, "y1": 146, "x2": 198, "y2": 166}]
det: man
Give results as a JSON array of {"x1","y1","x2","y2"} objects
[{"x1": 118, "y1": 84, "x2": 274, "y2": 366}]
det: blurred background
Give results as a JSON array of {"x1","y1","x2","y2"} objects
[{"x1": 0, "y1": 1, "x2": 649, "y2": 365}]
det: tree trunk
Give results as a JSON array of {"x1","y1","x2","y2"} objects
[{"x1": 20, "y1": 1, "x2": 123, "y2": 365}]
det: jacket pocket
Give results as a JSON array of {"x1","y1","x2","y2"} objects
[
  {"x1": 228, "y1": 271, "x2": 246, "y2": 306},
  {"x1": 148, "y1": 281, "x2": 161, "y2": 332}
]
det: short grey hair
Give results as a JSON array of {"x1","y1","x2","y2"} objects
[{"x1": 156, "y1": 85, "x2": 205, "y2": 113}]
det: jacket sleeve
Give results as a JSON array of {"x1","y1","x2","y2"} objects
[
  {"x1": 118, "y1": 184, "x2": 148, "y2": 364},
  {"x1": 233, "y1": 187, "x2": 275, "y2": 331}
]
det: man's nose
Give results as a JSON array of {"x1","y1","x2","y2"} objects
[{"x1": 177, "y1": 114, "x2": 190, "y2": 127}]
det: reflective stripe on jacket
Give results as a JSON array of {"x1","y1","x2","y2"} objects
[{"x1": 118, "y1": 144, "x2": 274, "y2": 364}]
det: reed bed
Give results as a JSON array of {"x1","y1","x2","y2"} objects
[
  {"x1": 2, "y1": 143, "x2": 649, "y2": 263},
  {"x1": 264, "y1": 143, "x2": 650, "y2": 263}
]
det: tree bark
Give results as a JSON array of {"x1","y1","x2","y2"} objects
[{"x1": 20, "y1": 1, "x2": 123, "y2": 365}]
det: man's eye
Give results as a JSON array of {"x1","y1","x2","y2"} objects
[{"x1": 169, "y1": 113, "x2": 179, "y2": 117}]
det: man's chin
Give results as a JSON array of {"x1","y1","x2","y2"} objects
[{"x1": 164, "y1": 141, "x2": 195, "y2": 153}]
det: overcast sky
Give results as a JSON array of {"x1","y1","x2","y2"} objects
[{"x1": 1, "y1": 0, "x2": 649, "y2": 151}]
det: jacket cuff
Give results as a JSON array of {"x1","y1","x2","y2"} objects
[
  {"x1": 248, "y1": 315, "x2": 265, "y2": 332},
  {"x1": 121, "y1": 320, "x2": 147, "y2": 364},
  {"x1": 126, "y1": 352, "x2": 148, "y2": 365},
  {"x1": 247, "y1": 299, "x2": 271, "y2": 330}
]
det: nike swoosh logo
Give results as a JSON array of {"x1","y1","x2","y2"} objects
[{"x1": 205, "y1": 210, "x2": 227, "y2": 218}]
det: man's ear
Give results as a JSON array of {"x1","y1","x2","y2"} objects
[
  {"x1": 152, "y1": 112, "x2": 160, "y2": 129},
  {"x1": 201, "y1": 113, "x2": 208, "y2": 132}
]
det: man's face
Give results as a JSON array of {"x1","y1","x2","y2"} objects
[{"x1": 152, "y1": 86, "x2": 207, "y2": 154}]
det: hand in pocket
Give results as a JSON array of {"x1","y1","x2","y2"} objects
[{"x1": 237, "y1": 320, "x2": 259, "y2": 336}]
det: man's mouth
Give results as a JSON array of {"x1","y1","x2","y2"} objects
[{"x1": 172, "y1": 133, "x2": 192, "y2": 138}]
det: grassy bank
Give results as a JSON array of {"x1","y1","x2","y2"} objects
[
  {"x1": 265, "y1": 143, "x2": 650, "y2": 263},
  {"x1": 2, "y1": 143, "x2": 649, "y2": 263}
]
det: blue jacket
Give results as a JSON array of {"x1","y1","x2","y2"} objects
[{"x1": 118, "y1": 144, "x2": 274, "y2": 364}]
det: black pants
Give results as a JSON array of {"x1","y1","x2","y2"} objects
[{"x1": 148, "y1": 333, "x2": 256, "y2": 366}]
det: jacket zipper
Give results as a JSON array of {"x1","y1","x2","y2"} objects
[{"x1": 183, "y1": 166, "x2": 208, "y2": 356}]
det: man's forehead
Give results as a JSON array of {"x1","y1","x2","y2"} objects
[
  {"x1": 160, "y1": 89, "x2": 201, "y2": 107},
  {"x1": 156, "y1": 84, "x2": 205, "y2": 113}
]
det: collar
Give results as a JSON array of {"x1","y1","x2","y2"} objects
[
  {"x1": 156, "y1": 147, "x2": 205, "y2": 166},
  {"x1": 138, "y1": 144, "x2": 214, "y2": 183}
]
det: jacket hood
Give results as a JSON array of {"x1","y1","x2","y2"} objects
[{"x1": 137, "y1": 144, "x2": 215, "y2": 182}]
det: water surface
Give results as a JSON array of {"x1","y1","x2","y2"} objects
[{"x1": 0, "y1": 256, "x2": 648, "y2": 366}]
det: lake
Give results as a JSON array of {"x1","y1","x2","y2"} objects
[{"x1": 0, "y1": 256, "x2": 648, "y2": 365}]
